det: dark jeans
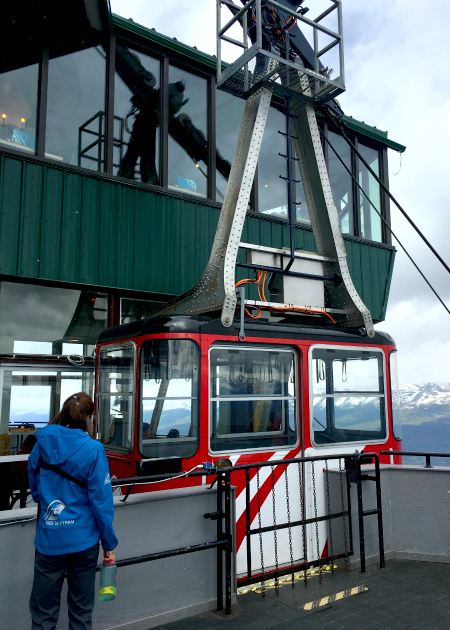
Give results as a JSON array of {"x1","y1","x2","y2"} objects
[{"x1": 30, "y1": 543, "x2": 100, "y2": 630}]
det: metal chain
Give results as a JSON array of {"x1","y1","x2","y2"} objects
[
  {"x1": 325, "y1": 460, "x2": 334, "y2": 575},
  {"x1": 256, "y1": 469, "x2": 266, "y2": 597},
  {"x1": 271, "y1": 465, "x2": 279, "y2": 595},
  {"x1": 339, "y1": 457, "x2": 349, "y2": 573},
  {"x1": 284, "y1": 464, "x2": 295, "y2": 588},
  {"x1": 311, "y1": 460, "x2": 322, "y2": 584},
  {"x1": 298, "y1": 461, "x2": 307, "y2": 586}
]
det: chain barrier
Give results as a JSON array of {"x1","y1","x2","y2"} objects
[
  {"x1": 256, "y1": 468, "x2": 266, "y2": 598},
  {"x1": 271, "y1": 465, "x2": 279, "y2": 595},
  {"x1": 311, "y1": 460, "x2": 323, "y2": 584},
  {"x1": 298, "y1": 460, "x2": 308, "y2": 587},
  {"x1": 338, "y1": 457, "x2": 350, "y2": 573},
  {"x1": 325, "y1": 459, "x2": 334, "y2": 575},
  {"x1": 284, "y1": 464, "x2": 295, "y2": 588}
]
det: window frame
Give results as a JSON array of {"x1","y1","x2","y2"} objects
[
  {"x1": 96, "y1": 341, "x2": 136, "y2": 453},
  {"x1": 208, "y1": 343, "x2": 300, "y2": 455},
  {"x1": 308, "y1": 344, "x2": 389, "y2": 448},
  {"x1": 138, "y1": 337, "x2": 201, "y2": 460}
]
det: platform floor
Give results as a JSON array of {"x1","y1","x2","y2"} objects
[{"x1": 153, "y1": 560, "x2": 450, "y2": 630}]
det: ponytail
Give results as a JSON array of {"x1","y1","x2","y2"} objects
[{"x1": 49, "y1": 392, "x2": 94, "y2": 433}]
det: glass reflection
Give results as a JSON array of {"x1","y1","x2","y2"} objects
[
  {"x1": 46, "y1": 47, "x2": 106, "y2": 169},
  {"x1": 0, "y1": 64, "x2": 38, "y2": 155},
  {"x1": 115, "y1": 45, "x2": 160, "y2": 184},
  {"x1": 358, "y1": 143, "x2": 382, "y2": 242},
  {"x1": 258, "y1": 107, "x2": 288, "y2": 218},
  {"x1": 168, "y1": 65, "x2": 208, "y2": 197},
  {"x1": 216, "y1": 90, "x2": 244, "y2": 202},
  {"x1": 0, "y1": 282, "x2": 107, "y2": 355},
  {"x1": 328, "y1": 130, "x2": 353, "y2": 235}
]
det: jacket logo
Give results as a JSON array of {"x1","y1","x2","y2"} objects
[
  {"x1": 44, "y1": 500, "x2": 67, "y2": 521},
  {"x1": 104, "y1": 473, "x2": 111, "y2": 485}
]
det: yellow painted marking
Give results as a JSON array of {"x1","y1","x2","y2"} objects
[
  {"x1": 237, "y1": 564, "x2": 338, "y2": 595},
  {"x1": 301, "y1": 585, "x2": 368, "y2": 611}
]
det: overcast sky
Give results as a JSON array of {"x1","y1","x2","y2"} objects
[{"x1": 110, "y1": 0, "x2": 450, "y2": 385}]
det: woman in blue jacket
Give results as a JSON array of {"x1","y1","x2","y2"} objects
[{"x1": 28, "y1": 392, "x2": 118, "y2": 630}]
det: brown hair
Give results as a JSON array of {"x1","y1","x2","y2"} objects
[{"x1": 49, "y1": 392, "x2": 94, "y2": 433}]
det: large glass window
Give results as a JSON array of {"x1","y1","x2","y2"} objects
[
  {"x1": 0, "y1": 282, "x2": 107, "y2": 356},
  {"x1": 46, "y1": 47, "x2": 106, "y2": 169},
  {"x1": 115, "y1": 45, "x2": 160, "y2": 184},
  {"x1": 140, "y1": 339, "x2": 199, "y2": 459},
  {"x1": 216, "y1": 90, "x2": 244, "y2": 202},
  {"x1": 0, "y1": 64, "x2": 38, "y2": 155},
  {"x1": 0, "y1": 366, "x2": 95, "y2": 457},
  {"x1": 168, "y1": 65, "x2": 207, "y2": 197},
  {"x1": 358, "y1": 142, "x2": 382, "y2": 242},
  {"x1": 97, "y1": 344, "x2": 135, "y2": 451},
  {"x1": 311, "y1": 346, "x2": 386, "y2": 445},
  {"x1": 120, "y1": 297, "x2": 165, "y2": 325},
  {"x1": 328, "y1": 130, "x2": 353, "y2": 235},
  {"x1": 258, "y1": 107, "x2": 288, "y2": 218},
  {"x1": 210, "y1": 346, "x2": 298, "y2": 452}
]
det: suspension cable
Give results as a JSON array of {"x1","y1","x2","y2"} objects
[
  {"x1": 323, "y1": 106, "x2": 450, "y2": 276},
  {"x1": 319, "y1": 126, "x2": 450, "y2": 317}
]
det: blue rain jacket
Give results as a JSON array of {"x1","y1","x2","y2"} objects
[{"x1": 28, "y1": 424, "x2": 118, "y2": 556}]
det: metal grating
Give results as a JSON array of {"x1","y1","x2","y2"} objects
[{"x1": 219, "y1": 51, "x2": 342, "y2": 104}]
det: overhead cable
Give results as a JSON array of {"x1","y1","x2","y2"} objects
[
  {"x1": 323, "y1": 107, "x2": 450, "y2": 277},
  {"x1": 318, "y1": 126, "x2": 450, "y2": 318}
]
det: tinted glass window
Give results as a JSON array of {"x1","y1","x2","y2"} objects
[
  {"x1": 215, "y1": 90, "x2": 244, "y2": 202},
  {"x1": 258, "y1": 107, "x2": 288, "y2": 218},
  {"x1": 140, "y1": 339, "x2": 199, "y2": 459},
  {"x1": 97, "y1": 345, "x2": 135, "y2": 451},
  {"x1": 115, "y1": 45, "x2": 160, "y2": 184},
  {"x1": 120, "y1": 298, "x2": 165, "y2": 325},
  {"x1": 328, "y1": 130, "x2": 353, "y2": 235},
  {"x1": 210, "y1": 346, "x2": 298, "y2": 452},
  {"x1": 46, "y1": 47, "x2": 106, "y2": 170},
  {"x1": 168, "y1": 66, "x2": 207, "y2": 197},
  {"x1": 358, "y1": 143, "x2": 382, "y2": 242},
  {"x1": 0, "y1": 64, "x2": 38, "y2": 155},
  {"x1": 311, "y1": 347, "x2": 386, "y2": 445}
]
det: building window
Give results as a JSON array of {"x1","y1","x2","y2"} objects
[
  {"x1": 215, "y1": 90, "x2": 244, "y2": 202},
  {"x1": 358, "y1": 142, "x2": 382, "y2": 242},
  {"x1": 311, "y1": 346, "x2": 386, "y2": 445},
  {"x1": 140, "y1": 339, "x2": 200, "y2": 459},
  {"x1": 210, "y1": 346, "x2": 298, "y2": 452},
  {"x1": 0, "y1": 64, "x2": 38, "y2": 156},
  {"x1": 328, "y1": 130, "x2": 354, "y2": 235},
  {"x1": 120, "y1": 297, "x2": 165, "y2": 324},
  {"x1": 114, "y1": 45, "x2": 161, "y2": 184},
  {"x1": 46, "y1": 47, "x2": 106, "y2": 170},
  {"x1": 258, "y1": 106, "x2": 289, "y2": 219},
  {"x1": 168, "y1": 65, "x2": 208, "y2": 198}
]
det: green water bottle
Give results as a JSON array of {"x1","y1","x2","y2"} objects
[{"x1": 99, "y1": 559, "x2": 117, "y2": 601}]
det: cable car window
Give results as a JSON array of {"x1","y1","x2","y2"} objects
[
  {"x1": 97, "y1": 344, "x2": 135, "y2": 452},
  {"x1": 389, "y1": 350, "x2": 402, "y2": 441},
  {"x1": 311, "y1": 346, "x2": 386, "y2": 445},
  {"x1": 140, "y1": 340, "x2": 199, "y2": 459},
  {"x1": 210, "y1": 346, "x2": 298, "y2": 453}
]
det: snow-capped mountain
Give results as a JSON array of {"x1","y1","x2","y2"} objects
[{"x1": 399, "y1": 383, "x2": 450, "y2": 408}]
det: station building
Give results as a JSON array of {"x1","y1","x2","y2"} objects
[{"x1": 0, "y1": 1, "x2": 405, "y2": 455}]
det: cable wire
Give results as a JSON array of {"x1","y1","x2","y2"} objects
[
  {"x1": 319, "y1": 125, "x2": 450, "y2": 317},
  {"x1": 323, "y1": 106, "x2": 450, "y2": 276}
]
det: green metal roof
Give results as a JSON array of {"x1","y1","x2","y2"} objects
[{"x1": 112, "y1": 15, "x2": 406, "y2": 154}]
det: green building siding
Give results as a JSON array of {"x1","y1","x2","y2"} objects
[{"x1": 0, "y1": 153, "x2": 395, "y2": 321}]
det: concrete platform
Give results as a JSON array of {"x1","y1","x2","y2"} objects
[{"x1": 151, "y1": 560, "x2": 450, "y2": 630}]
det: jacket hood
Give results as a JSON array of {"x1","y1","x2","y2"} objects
[{"x1": 35, "y1": 424, "x2": 91, "y2": 466}]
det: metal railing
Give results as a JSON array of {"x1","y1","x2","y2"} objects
[{"x1": 380, "y1": 450, "x2": 450, "y2": 468}]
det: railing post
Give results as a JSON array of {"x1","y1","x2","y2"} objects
[
  {"x1": 356, "y1": 455, "x2": 366, "y2": 573},
  {"x1": 224, "y1": 470, "x2": 232, "y2": 615},
  {"x1": 216, "y1": 471, "x2": 223, "y2": 612},
  {"x1": 373, "y1": 455, "x2": 385, "y2": 569}
]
